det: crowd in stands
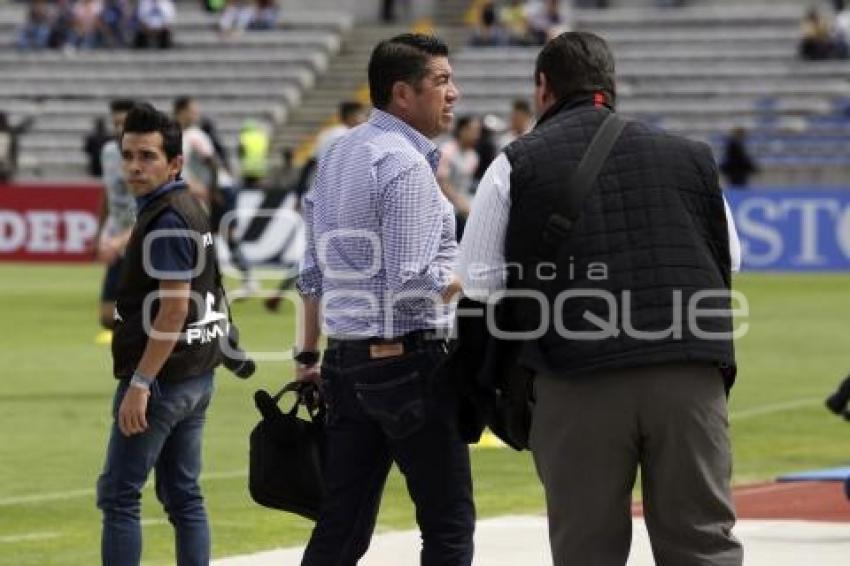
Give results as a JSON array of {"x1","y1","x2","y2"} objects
[
  {"x1": 217, "y1": 0, "x2": 278, "y2": 38},
  {"x1": 469, "y1": 0, "x2": 691, "y2": 47},
  {"x1": 15, "y1": 0, "x2": 282, "y2": 51},
  {"x1": 799, "y1": 3, "x2": 850, "y2": 60},
  {"x1": 16, "y1": 0, "x2": 175, "y2": 50},
  {"x1": 471, "y1": 0, "x2": 568, "y2": 47}
]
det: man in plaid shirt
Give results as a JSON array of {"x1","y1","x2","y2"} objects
[{"x1": 294, "y1": 34, "x2": 473, "y2": 565}]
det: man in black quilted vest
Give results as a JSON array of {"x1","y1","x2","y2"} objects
[
  {"x1": 96, "y1": 103, "x2": 224, "y2": 566},
  {"x1": 458, "y1": 32, "x2": 744, "y2": 565}
]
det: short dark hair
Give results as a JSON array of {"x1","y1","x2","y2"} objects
[
  {"x1": 339, "y1": 101, "x2": 364, "y2": 122},
  {"x1": 512, "y1": 99, "x2": 531, "y2": 114},
  {"x1": 110, "y1": 98, "x2": 135, "y2": 114},
  {"x1": 534, "y1": 31, "x2": 616, "y2": 106},
  {"x1": 368, "y1": 33, "x2": 449, "y2": 110},
  {"x1": 173, "y1": 95, "x2": 194, "y2": 115},
  {"x1": 121, "y1": 103, "x2": 183, "y2": 161}
]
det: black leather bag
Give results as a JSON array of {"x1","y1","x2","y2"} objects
[
  {"x1": 450, "y1": 112, "x2": 627, "y2": 452},
  {"x1": 248, "y1": 381, "x2": 325, "y2": 520}
]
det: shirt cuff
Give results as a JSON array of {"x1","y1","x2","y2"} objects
[{"x1": 295, "y1": 267, "x2": 323, "y2": 297}]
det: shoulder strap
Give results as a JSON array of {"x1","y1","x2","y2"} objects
[{"x1": 541, "y1": 112, "x2": 627, "y2": 250}]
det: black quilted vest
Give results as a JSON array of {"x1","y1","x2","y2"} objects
[
  {"x1": 503, "y1": 98, "x2": 736, "y2": 385},
  {"x1": 112, "y1": 183, "x2": 223, "y2": 382}
]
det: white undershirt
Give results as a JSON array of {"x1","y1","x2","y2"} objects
[{"x1": 457, "y1": 152, "x2": 743, "y2": 302}]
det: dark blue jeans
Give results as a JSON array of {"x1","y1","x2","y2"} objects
[
  {"x1": 97, "y1": 374, "x2": 213, "y2": 566},
  {"x1": 301, "y1": 338, "x2": 475, "y2": 566}
]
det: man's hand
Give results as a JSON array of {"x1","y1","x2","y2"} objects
[
  {"x1": 118, "y1": 386, "x2": 150, "y2": 436},
  {"x1": 96, "y1": 237, "x2": 120, "y2": 264},
  {"x1": 441, "y1": 275, "x2": 463, "y2": 303},
  {"x1": 295, "y1": 362, "x2": 321, "y2": 385}
]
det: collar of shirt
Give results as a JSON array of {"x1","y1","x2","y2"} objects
[
  {"x1": 368, "y1": 109, "x2": 441, "y2": 172},
  {"x1": 536, "y1": 95, "x2": 614, "y2": 128},
  {"x1": 135, "y1": 178, "x2": 187, "y2": 213}
]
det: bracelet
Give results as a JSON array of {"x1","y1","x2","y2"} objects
[
  {"x1": 130, "y1": 371, "x2": 155, "y2": 391},
  {"x1": 293, "y1": 349, "x2": 320, "y2": 366}
]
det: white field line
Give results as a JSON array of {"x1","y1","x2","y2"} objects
[
  {"x1": 0, "y1": 532, "x2": 61, "y2": 544},
  {"x1": 730, "y1": 398, "x2": 823, "y2": 421},
  {"x1": 0, "y1": 397, "x2": 827, "y2": 507},
  {"x1": 0, "y1": 469, "x2": 247, "y2": 507}
]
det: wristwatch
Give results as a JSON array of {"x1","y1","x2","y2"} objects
[{"x1": 293, "y1": 349, "x2": 320, "y2": 366}]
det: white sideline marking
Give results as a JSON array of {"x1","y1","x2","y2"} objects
[
  {"x1": 0, "y1": 396, "x2": 831, "y2": 507},
  {"x1": 730, "y1": 398, "x2": 822, "y2": 421},
  {"x1": 0, "y1": 469, "x2": 247, "y2": 507},
  {"x1": 0, "y1": 532, "x2": 60, "y2": 544}
]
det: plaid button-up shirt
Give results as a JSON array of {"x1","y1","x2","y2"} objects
[{"x1": 297, "y1": 109, "x2": 457, "y2": 338}]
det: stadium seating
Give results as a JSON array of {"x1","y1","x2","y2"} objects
[
  {"x1": 0, "y1": 2, "x2": 352, "y2": 177},
  {"x1": 452, "y1": 2, "x2": 850, "y2": 185}
]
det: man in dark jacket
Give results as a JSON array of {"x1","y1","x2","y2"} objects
[
  {"x1": 96, "y1": 103, "x2": 224, "y2": 566},
  {"x1": 457, "y1": 32, "x2": 743, "y2": 565},
  {"x1": 720, "y1": 127, "x2": 759, "y2": 188}
]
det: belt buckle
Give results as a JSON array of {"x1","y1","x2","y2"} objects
[{"x1": 369, "y1": 342, "x2": 404, "y2": 359}]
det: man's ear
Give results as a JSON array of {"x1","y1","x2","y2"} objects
[
  {"x1": 168, "y1": 155, "x2": 184, "y2": 180},
  {"x1": 391, "y1": 80, "x2": 412, "y2": 112},
  {"x1": 538, "y1": 73, "x2": 553, "y2": 104}
]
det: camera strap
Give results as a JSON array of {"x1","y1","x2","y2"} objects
[{"x1": 211, "y1": 251, "x2": 236, "y2": 328}]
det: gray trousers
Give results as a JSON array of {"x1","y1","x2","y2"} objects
[{"x1": 529, "y1": 363, "x2": 743, "y2": 566}]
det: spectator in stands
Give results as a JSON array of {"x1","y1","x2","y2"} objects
[
  {"x1": 0, "y1": 112, "x2": 35, "y2": 184},
  {"x1": 470, "y1": 2, "x2": 507, "y2": 47},
  {"x1": 69, "y1": 0, "x2": 103, "y2": 50},
  {"x1": 528, "y1": 0, "x2": 568, "y2": 45},
  {"x1": 438, "y1": 115, "x2": 481, "y2": 238},
  {"x1": 203, "y1": 0, "x2": 227, "y2": 13},
  {"x1": 380, "y1": 0, "x2": 410, "y2": 23},
  {"x1": 834, "y1": 5, "x2": 850, "y2": 57},
  {"x1": 48, "y1": 0, "x2": 74, "y2": 49},
  {"x1": 249, "y1": 0, "x2": 279, "y2": 30},
  {"x1": 720, "y1": 127, "x2": 759, "y2": 188},
  {"x1": 135, "y1": 0, "x2": 175, "y2": 49},
  {"x1": 218, "y1": 0, "x2": 254, "y2": 38},
  {"x1": 16, "y1": 0, "x2": 53, "y2": 50},
  {"x1": 574, "y1": 0, "x2": 609, "y2": 7},
  {"x1": 84, "y1": 117, "x2": 112, "y2": 177},
  {"x1": 98, "y1": 0, "x2": 133, "y2": 47},
  {"x1": 499, "y1": 98, "x2": 534, "y2": 148},
  {"x1": 501, "y1": 0, "x2": 532, "y2": 45},
  {"x1": 799, "y1": 7, "x2": 835, "y2": 60}
]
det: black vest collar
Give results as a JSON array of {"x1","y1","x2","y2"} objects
[{"x1": 536, "y1": 96, "x2": 613, "y2": 128}]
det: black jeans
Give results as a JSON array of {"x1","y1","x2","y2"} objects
[{"x1": 301, "y1": 336, "x2": 475, "y2": 566}]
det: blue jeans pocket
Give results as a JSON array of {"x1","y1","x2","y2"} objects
[{"x1": 354, "y1": 370, "x2": 427, "y2": 439}]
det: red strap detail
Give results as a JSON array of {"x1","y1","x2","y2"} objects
[{"x1": 593, "y1": 92, "x2": 606, "y2": 108}]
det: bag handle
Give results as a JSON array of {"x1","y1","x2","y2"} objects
[{"x1": 262, "y1": 381, "x2": 324, "y2": 420}]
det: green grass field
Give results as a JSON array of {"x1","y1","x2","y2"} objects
[{"x1": 0, "y1": 264, "x2": 848, "y2": 565}]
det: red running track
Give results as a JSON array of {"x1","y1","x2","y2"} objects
[{"x1": 633, "y1": 482, "x2": 850, "y2": 522}]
